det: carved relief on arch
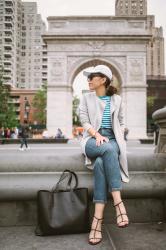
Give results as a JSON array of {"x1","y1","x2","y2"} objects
[
  {"x1": 88, "y1": 41, "x2": 105, "y2": 50},
  {"x1": 100, "y1": 56, "x2": 126, "y2": 84},
  {"x1": 67, "y1": 56, "x2": 89, "y2": 75},
  {"x1": 49, "y1": 57, "x2": 66, "y2": 83},
  {"x1": 67, "y1": 56, "x2": 125, "y2": 76},
  {"x1": 108, "y1": 57, "x2": 126, "y2": 75},
  {"x1": 128, "y1": 58, "x2": 145, "y2": 82}
]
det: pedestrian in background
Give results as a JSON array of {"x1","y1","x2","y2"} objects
[
  {"x1": 55, "y1": 128, "x2": 64, "y2": 139},
  {"x1": 19, "y1": 121, "x2": 30, "y2": 151},
  {"x1": 4, "y1": 128, "x2": 10, "y2": 138},
  {"x1": 79, "y1": 65, "x2": 129, "y2": 245},
  {"x1": 0, "y1": 127, "x2": 5, "y2": 144}
]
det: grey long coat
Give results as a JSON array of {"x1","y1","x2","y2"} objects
[{"x1": 79, "y1": 92, "x2": 129, "y2": 183}]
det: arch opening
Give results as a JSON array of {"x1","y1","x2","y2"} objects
[
  {"x1": 72, "y1": 59, "x2": 123, "y2": 136},
  {"x1": 71, "y1": 59, "x2": 123, "y2": 98}
]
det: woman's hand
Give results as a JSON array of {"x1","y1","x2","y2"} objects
[{"x1": 95, "y1": 132, "x2": 109, "y2": 146}]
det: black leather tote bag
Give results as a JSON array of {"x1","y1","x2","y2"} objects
[{"x1": 35, "y1": 169, "x2": 90, "y2": 236}]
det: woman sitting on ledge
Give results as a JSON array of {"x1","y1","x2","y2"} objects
[{"x1": 79, "y1": 65, "x2": 129, "y2": 245}]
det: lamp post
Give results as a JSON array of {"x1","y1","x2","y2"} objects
[{"x1": 24, "y1": 97, "x2": 30, "y2": 124}]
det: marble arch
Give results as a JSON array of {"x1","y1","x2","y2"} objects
[{"x1": 43, "y1": 16, "x2": 150, "y2": 138}]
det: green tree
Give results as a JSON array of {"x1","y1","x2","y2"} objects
[
  {"x1": 32, "y1": 84, "x2": 47, "y2": 125},
  {"x1": 147, "y1": 96, "x2": 156, "y2": 109},
  {"x1": 73, "y1": 96, "x2": 81, "y2": 126},
  {"x1": 0, "y1": 73, "x2": 18, "y2": 128}
]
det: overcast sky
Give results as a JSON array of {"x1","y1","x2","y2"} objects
[{"x1": 22, "y1": 0, "x2": 166, "y2": 97}]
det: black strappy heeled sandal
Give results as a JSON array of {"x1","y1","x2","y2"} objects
[
  {"x1": 114, "y1": 200, "x2": 129, "y2": 228},
  {"x1": 88, "y1": 216, "x2": 103, "y2": 245}
]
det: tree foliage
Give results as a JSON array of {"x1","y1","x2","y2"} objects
[
  {"x1": 0, "y1": 73, "x2": 18, "y2": 128},
  {"x1": 147, "y1": 96, "x2": 156, "y2": 109},
  {"x1": 32, "y1": 84, "x2": 47, "y2": 125}
]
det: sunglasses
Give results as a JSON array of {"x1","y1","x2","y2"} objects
[{"x1": 87, "y1": 73, "x2": 105, "y2": 81}]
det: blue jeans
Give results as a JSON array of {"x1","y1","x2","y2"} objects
[{"x1": 85, "y1": 128, "x2": 122, "y2": 203}]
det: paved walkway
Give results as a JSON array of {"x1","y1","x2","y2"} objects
[
  {"x1": 0, "y1": 139, "x2": 155, "y2": 154},
  {"x1": 0, "y1": 226, "x2": 110, "y2": 250},
  {"x1": 0, "y1": 223, "x2": 165, "y2": 250}
]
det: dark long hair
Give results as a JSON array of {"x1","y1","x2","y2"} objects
[
  {"x1": 88, "y1": 72, "x2": 117, "y2": 96},
  {"x1": 101, "y1": 75, "x2": 117, "y2": 96}
]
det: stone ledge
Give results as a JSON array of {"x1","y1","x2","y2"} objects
[
  {"x1": 0, "y1": 172, "x2": 166, "y2": 200},
  {"x1": 0, "y1": 152, "x2": 165, "y2": 201},
  {"x1": 0, "y1": 152, "x2": 165, "y2": 172},
  {"x1": 0, "y1": 200, "x2": 165, "y2": 226}
]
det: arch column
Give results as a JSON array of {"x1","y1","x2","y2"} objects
[
  {"x1": 47, "y1": 86, "x2": 73, "y2": 138},
  {"x1": 46, "y1": 55, "x2": 73, "y2": 138},
  {"x1": 121, "y1": 56, "x2": 147, "y2": 139}
]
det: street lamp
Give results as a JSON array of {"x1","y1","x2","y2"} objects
[{"x1": 24, "y1": 97, "x2": 30, "y2": 123}]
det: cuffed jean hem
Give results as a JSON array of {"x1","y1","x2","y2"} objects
[
  {"x1": 109, "y1": 187, "x2": 122, "y2": 192},
  {"x1": 93, "y1": 199, "x2": 108, "y2": 204}
]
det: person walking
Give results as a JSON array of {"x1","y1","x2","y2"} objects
[
  {"x1": 79, "y1": 65, "x2": 129, "y2": 245},
  {"x1": 19, "y1": 121, "x2": 30, "y2": 151}
]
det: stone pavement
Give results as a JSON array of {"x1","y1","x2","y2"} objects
[
  {"x1": 0, "y1": 226, "x2": 110, "y2": 250},
  {"x1": 0, "y1": 138, "x2": 155, "y2": 154},
  {"x1": 106, "y1": 222, "x2": 166, "y2": 250},
  {"x1": 0, "y1": 223, "x2": 166, "y2": 250}
]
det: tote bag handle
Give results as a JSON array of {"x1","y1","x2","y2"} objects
[{"x1": 52, "y1": 169, "x2": 78, "y2": 192}]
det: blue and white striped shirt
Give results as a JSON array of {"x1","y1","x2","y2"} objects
[{"x1": 99, "y1": 96, "x2": 112, "y2": 128}]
